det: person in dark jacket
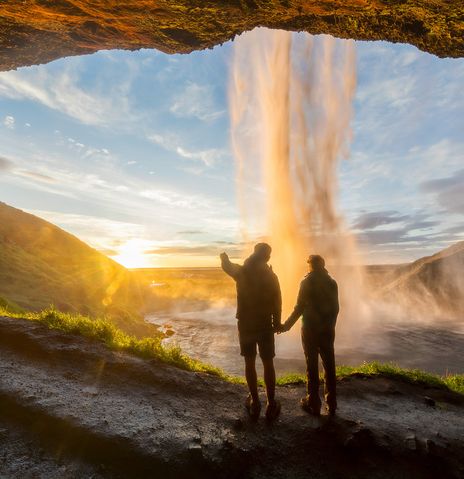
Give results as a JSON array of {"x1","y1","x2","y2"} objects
[
  {"x1": 220, "y1": 243, "x2": 282, "y2": 420},
  {"x1": 280, "y1": 254, "x2": 339, "y2": 416}
]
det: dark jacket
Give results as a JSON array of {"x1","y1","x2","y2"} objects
[
  {"x1": 286, "y1": 268, "x2": 339, "y2": 331},
  {"x1": 221, "y1": 254, "x2": 282, "y2": 332}
]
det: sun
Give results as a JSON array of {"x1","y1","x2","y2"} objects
[{"x1": 112, "y1": 239, "x2": 151, "y2": 269}]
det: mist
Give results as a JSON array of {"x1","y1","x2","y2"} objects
[
  {"x1": 145, "y1": 29, "x2": 464, "y2": 375},
  {"x1": 229, "y1": 29, "x2": 371, "y2": 350}
]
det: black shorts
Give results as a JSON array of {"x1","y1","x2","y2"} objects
[{"x1": 238, "y1": 329, "x2": 275, "y2": 359}]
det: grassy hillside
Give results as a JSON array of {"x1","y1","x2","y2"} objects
[
  {"x1": 377, "y1": 241, "x2": 464, "y2": 316},
  {"x1": 0, "y1": 202, "x2": 150, "y2": 334}
]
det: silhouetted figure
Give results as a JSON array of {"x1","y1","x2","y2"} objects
[
  {"x1": 220, "y1": 243, "x2": 282, "y2": 420},
  {"x1": 281, "y1": 255, "x2": 339, "y2": 416}
]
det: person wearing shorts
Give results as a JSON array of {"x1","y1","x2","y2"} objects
[{"x1": 220, "y1": 243, "x2": 282, "y2": 420}]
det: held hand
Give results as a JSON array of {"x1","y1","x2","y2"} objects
[
  {"x1": 274, "y1": 323, "x2": 287, "y2": 334},
  {"x1": 278, "y1": 321, "x2": 292, "y2": 334},
  {"x1": 219, "y1": 252, "x2": 229, "y2": 262}
]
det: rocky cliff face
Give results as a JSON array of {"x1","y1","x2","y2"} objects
[{"x1": 0, "y1": 1, "x2": 463, "y2": 72}]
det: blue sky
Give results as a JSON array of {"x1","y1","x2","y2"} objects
[{"x1": 0, "y1": 30, "x2": 463, "y2": 267}]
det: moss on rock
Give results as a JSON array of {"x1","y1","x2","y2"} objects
[{"x1": 0, "y1": 0, "x2": 463, "y2": 71}]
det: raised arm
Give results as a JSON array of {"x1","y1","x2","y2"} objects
[{"x1": 220, "y1": 252, "x2": 242, "y2": 280}]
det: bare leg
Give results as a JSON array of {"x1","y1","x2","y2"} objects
[
  {"x1": 244, "y1": 355, "x2": 259, "y2": 402},
  {"x1": 262, "y1": 358, "x2": 276, "y2": 405}
]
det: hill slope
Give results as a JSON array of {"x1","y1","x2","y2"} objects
[
  {"x1": 376, "y1": 241, "x2": 464, "y2": 317},
  {"x1": 0, "y1": 202, "x2": 147, "y2": 329}
]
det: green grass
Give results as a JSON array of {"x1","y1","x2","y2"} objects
[
  {"x1": 277, "y1": 362, "x2": 464, "y2": 395},
  {"x1": 0, "y1": 305, "x2": 237, "y2": 381},
  {"x1": 0, "y1": 296, "x2": 25, "y2": 314},
  {"x1": 0, "y1": 306, "x2": 462, "y2": 394}
]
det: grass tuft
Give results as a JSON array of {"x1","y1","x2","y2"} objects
[
  {"x1": 277, "y1": 361, "x2": 464, "y2": 395},
  {"x1": 0, "y1": 296, "x2": 25, "y2": 314},
  {"x1": 0, "y1": 305, "x2": 235, "y2": 380},
  {"x1": 0, "y1": 306, "x2": 462, "y2": 394}
]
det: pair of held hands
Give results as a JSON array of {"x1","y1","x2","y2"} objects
[{"x1": 274, "y1": 322, "x2": 291, "y2": 334}]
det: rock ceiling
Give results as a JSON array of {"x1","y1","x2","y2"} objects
[{"x1": 0, "y1": 1, "x2": 463, "y2": 71}]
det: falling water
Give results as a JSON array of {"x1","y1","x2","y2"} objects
[{"x1": 230, "y1": 28, "x2": 367, "y2": 351}]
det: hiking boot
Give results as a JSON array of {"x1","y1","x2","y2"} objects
[
  {"x1": 245, "y1": 394, "x2": 261, "y2": 420},
  {"x1": 326, "y1": 405, "x2": 336, "y2": 417},
  {"x1": 300, "y1": 396, "x2": 320, "y2": 416},
  {"x1": 265, "y1": 400, "x2": 281, "y2": 421}
]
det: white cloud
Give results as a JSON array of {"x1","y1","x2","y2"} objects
[
  {"x1": 148, "y1": 132, "x2": 224, "y2": 167},
  {"x1": 176, "y1": 145, "x2": 223, "y2": 167},
  {"x1": 16, "y1": 170, "x2": 57, "y2": 183},
  {"x1": 0, "y1": 66, "x2": 134, "y2": 127},
  {"x1": 140, "y1": 188, "x2": 220, "y2": 210},
  {"x1": 57, "y1": 131, "x2": 112, "y2": 163},
  {"x1": 82, "y1": 146, "x2": 111, "y2": 160},
  {"x1": 403, "y1": 139, "x2": 464, "y2": 183},
  {"x1": 148, "y1": 132, "x2": 176, "y2": 149},
  {"x1": 25, "y1": 209, "x2": 145, "y2": 251},
  {"x1": 2, "y1": 146, "x2": 235, "y2": 237},
  {"x1": 356, "y1": 74, "x2": 416, "y2": 111},
  {"x1": 3, "y1": 115, "x2": 15, "y2": 129},
  {"x1": 170, "y1": 82, "x2": 225, "y2": 121},
  {"x1": 0, "y1": 154, "x2": 56, "y2": 183}
]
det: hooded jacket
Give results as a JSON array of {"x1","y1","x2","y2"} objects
[
  {"x1": 221, "y1": 254, "x2": 282, "y2": 333},
  {"x1": 286, "y1": 268, "x2": 339, "y2": 331}
]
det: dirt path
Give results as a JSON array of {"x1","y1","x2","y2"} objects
[{"x1": 0, "y1": 316, "x2": 463, "y2": 478}]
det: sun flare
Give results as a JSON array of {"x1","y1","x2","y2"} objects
[{"x1": 112, "y1": 239, "x2": 152, "y2": 269}]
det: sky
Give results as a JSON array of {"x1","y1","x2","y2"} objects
[{"x1": 0, "y1": 30, "x2": 463, "y2": 268}]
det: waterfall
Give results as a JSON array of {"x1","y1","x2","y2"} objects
[{"x1": 230, "y1": 28, "x2": 367, "y2": 352}]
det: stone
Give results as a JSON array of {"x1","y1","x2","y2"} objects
[
  {"x1": 404, "y1": 434, "x2": 418, "y2": 451},
  {"x1": 425, "y1": 439, "x2": 437, "y2": 455},
  {"x1": 424, "y1": 396, "x2": 436, "y2": 407},
  {"x1": 343, "y1": 427, "x2": 375, "y2": 450},
  {"x1": 187, "y1": 443, "x2": 204, "y2": 462},
  {"x1": 233, "y1": 418, "x2": 244, "y2": 431},
  {"x1": 223, "y1": 439, "x2": 234, "y2": 449},
  {"x1": 0, "y1": 0, "x2": 462, "y2": 72}
]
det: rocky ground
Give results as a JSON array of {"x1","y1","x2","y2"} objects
[{"x1": 0, "y1": 315, "x2": 463, "y2": 479}]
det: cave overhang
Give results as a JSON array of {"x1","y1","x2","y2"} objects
[{"x1": 0, "y1": 1, "x2": 463, "y2": 72}]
